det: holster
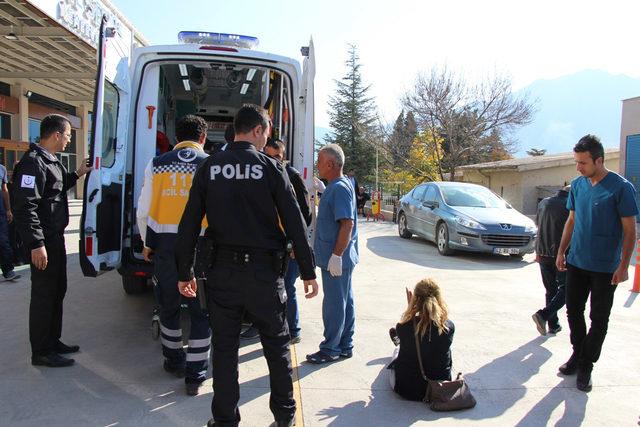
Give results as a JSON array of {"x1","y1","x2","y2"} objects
[
  {"x1": 196, "y1": 278, "x2": 207, "y2": 311},
  {"x1": 194, "y1": 238, "x2": 215, "y2": 311},
  {"x1": 272, "y1": 250, "x2": 287, "y2": 277}
]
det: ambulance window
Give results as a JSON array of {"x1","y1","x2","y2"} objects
[{"x1": 101, "y1": 82, "x2": 119, "y2": 168}]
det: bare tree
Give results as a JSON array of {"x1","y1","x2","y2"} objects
[{"x1": 403, "y1": 66, "x2": 535, "y2": 180}]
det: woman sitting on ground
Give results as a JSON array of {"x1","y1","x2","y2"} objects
[{"x1": 388, "y1": 278, "x2": 454, "y2": 401}]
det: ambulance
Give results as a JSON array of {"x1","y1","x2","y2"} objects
[{"x1": 80, "y1": 18, "x2": 316, "y2": 294}]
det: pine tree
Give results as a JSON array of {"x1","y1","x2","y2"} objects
[{"x1": 324, "y1": 45, "x2": 378, "y2": 181}]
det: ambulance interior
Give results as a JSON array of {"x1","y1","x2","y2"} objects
[
  {"x1": 155, "y1": 62, "x2": 294, "y2": 153},
  {"x1": 127, "y1": 61, "x2": 295, "y2": 256}
]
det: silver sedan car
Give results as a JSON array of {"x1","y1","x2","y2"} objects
[{"x1": 397, "y1": 181, "x2": 537, "y2": 257}]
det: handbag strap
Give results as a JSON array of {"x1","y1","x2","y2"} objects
[{"x1": 413, "y1": 319, "x2": 430, "y2": 382}]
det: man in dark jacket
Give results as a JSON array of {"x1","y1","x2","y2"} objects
[
  {"x1": 13, "y1": 114, "x2": 90, "y2": 367},
  {"x1": 263, "y1": 138, "x2": 312, "y2": 343},
  {"x1": 531, "y1": 185, "x2": 570, "y2": 336}
]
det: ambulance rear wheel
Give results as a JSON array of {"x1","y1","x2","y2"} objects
[{"x1": 122, "y1": 274, "x2": 147, "y2": 295}]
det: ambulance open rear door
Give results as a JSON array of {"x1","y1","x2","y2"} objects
[
  {"x1": 80, "y1": 16, "x2": 131, "y2": 277},
  {"x1": 300, "y1": 38, "x2": 316, "y2": 241}
]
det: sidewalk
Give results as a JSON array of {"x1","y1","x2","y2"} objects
[{"x1": 0, "y1": 205, "x2": 638, "y2": 426}]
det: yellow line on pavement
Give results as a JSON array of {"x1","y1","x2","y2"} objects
[{"x1": 291, "y1": 344, "x2": 304, "y2": 427}]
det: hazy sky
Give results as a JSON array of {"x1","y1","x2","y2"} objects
[{"x1": 110, "y1": 0, "x2": 640, "y2": 128}]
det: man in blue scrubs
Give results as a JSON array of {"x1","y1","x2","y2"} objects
[
  {"x1": 307, "y1": 144, "x2": 359, "y2": 364},
  {"x1": 556, "y1": 135, "x2": 638, "y2": 392}
]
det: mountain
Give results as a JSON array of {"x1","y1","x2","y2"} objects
[{"x1": 513, "y1": 70, "x2": 640, "y2": 156}]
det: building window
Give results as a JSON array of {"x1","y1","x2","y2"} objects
[
  {"x1": 0, "y1": 81, "x2": 9, "y2": 96},
  {"x1": 0, "y1": 113, "x2": 10, "y2": 139},
  {"x1": 28, "y1": 118, "x2": 40, "y2": 143}
]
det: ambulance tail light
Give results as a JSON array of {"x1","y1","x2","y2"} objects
[
  {"x1": 85, "y1": 236, "x2": 93, "y2": 257},
  {"x1": 178, "y1": 31, "x2": 259, "y2": 49}
]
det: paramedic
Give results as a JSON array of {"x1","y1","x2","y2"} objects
[{"x1": 137, "y1": 115, "x2": 211, "y2": 396}]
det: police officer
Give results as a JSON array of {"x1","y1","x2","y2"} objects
[
  {"x1": 13, "y1": 114, "x2": 91, "y2": 367},
  {"x1": 136, "y1": 115, "x2": 211, "y2": 396},
  {"x1": 175, "y1": 104, "x2": 318, "y2": 427}
]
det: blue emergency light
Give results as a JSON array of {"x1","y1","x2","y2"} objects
[{"x1": 178, "y1": 31, "x2": 259, "y2": 49}]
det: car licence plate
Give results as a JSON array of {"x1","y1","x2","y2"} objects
[{"x1": 494, "y1": 248, "x2": 520, "y2": 255}]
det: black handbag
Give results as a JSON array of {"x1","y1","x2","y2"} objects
[{"x1": 413, "y1": 321, "x2": 476, "y2": 411}]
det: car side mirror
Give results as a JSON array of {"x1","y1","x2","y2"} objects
[{"x1": 422, "y1": 201, "x2": 438, "y2": 210}]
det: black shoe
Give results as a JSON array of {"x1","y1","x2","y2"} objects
[
  {"x1": 290, "y1": 335, "x2": 301, "y2": 345},
  {"x1": 208, "y1": 419, "x2": 238, "y2": 427},
  {"x1": 548, "y1": 325, "x2": 562, "y2": 334},
  {"x1": 185, "y1": 381, "x2": 205, "y2": 396},
  {"x1": 3, "y1": 270, "x2": 20, "y2": 281},
  {"x1": 531, "y1": 311, "x2": 547, "y2": 336},
  {"x1": 274, "y1": 418, "x2": 295, "y2": 427},
  {"x1": 576, "y1": 369, "x2": 592, "y2": 392},
  {"x1": 240, "y1": 326, "x2": 260, "y2": 340},
  {"x1": 55, "y1": 340, "x2": 80, "y2": 354},
  {"x1": 559, "y1": 353, "x2": 579, "y2": 375},
  {"x1": 163, "y1": 360, "x2": 185, "y2": 378},
  {"x1": 389, "y1": 327, "x2": 400, "y2": 346},
  {"x1": 32, "y1": 353, "x2": 75, "y2": 367}
]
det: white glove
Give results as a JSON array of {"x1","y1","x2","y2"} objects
[
  {"x1": 328, "y1": 254, "x2": 342, "y2": 277},
  {"x1": 313, "y1": 176, "x2": 326, "y2": 193}
]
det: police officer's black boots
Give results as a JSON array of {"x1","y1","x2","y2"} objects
[
  {"x1": 54, "y1": 340, "x2": 80, "y2": 354},
  {"x1": 31, "y1": 352, "x2": 74, "y2": 367}
]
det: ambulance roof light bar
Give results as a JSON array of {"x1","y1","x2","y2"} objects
[{"x1": 178, "y1": 31, "x2": 259, "y2": 50}]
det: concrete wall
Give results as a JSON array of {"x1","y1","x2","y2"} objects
[
  {"x1": 620, "y1": 97, "x2": 640, "y2": 174},
  {"x1": 461, "y1": 152, "x2": 621, "y2": 216}
]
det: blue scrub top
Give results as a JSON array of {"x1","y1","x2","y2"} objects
[
  {"x1": 567, "y1": 172, "x2": 638, "y2": 273},
  {"x1": 314, "y1": 176, "x2": 359, "y2": 270}
]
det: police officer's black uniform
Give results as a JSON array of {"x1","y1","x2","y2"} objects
[
  {"x1": 12, "y1": 143, "x2": 80, "y2": 358},
  {"x1": 175, "y1": 141, "x2": 316, "y2": 426}
]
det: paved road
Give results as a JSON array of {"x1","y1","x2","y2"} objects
[{"x1": 1, "y1": 203, "x2": 639, "y2": 426}]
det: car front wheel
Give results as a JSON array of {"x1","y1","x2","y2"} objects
[
  {"x1": 398, "y1": 212, "x2": 412, "y2": 239},
  {"x1": 436, "y1": 222, "x2": 453, "y2": 256}
]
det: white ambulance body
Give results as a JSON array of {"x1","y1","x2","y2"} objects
[{"x1": 80, "y1": 22, "x2": 315, "y2": 294}]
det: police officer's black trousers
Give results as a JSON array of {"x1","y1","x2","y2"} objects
[
  {"x1": 29, "y1": 236, "x2": 67, "y2": 356},
  {"x1": 206, "y1": 258, "x2": 294, "y2": 425}
]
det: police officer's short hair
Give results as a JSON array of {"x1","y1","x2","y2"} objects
[
  {"x1": 40, "y1": 114, "x2": 71, "y2": 140},
  {"x1": 574, "y1": 134, "x2": 605, "y2": 162},
  {"x1": 176, "y1": 115, "x2": 208, "y2": 143},
  {"x1": 234, "y1": 104, "x2": 270, "y2": 135},
  {"x1": 319, "y1": 144, "x2": 345, "y2": 168}
]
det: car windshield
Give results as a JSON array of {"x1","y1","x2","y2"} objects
[{"x1": 440, "y1": 186, "x2": 508, "y2": 208}]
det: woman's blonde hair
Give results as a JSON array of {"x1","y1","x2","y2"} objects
[{"x1": 400, "y1": 278, "x2": 450, "y2": 338}]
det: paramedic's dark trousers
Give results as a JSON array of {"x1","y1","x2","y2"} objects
[
  {"x1": 206, "y1": 254, "x2": 294, "y2": 426},
  {"x1": 154, "y1": 247, "x2": 210, "y2": 384},
  {"x1": 565, "y1": 263, "x2": 617, "y2": 372},
  {"x1": 29, "y1": 235, "x2": 66, "y2": 356}
]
